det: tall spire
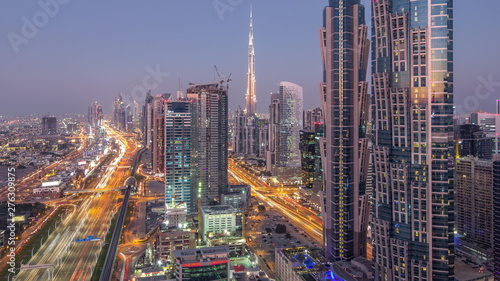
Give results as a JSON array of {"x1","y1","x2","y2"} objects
[{"x1": 245, "y1": 5, "x2": 257, "y2": 115}]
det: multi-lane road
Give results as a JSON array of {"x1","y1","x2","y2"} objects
[
  {"x1": 228, "y1": 159, "x2": 323, "y2": 243},
  {"x1": 14, "y1": 124, "x2": 138, "y2": 281},
  {"x1": 0, "y1": 131, "x2": 88, "y2": 202},
  {"x1": 229, "y1": 158, "x2": 374, "y2": 261}
]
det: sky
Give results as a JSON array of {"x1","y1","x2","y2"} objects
[{"x1": 1, "y1": 0, "x2": 500, "y2": 116}]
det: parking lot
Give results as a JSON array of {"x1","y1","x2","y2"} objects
[{"x1": 245, "y1": 206, "x2": 319, "y2": 276}]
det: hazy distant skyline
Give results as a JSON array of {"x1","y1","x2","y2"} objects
[{"x1": 1, "y1": 1, "x2": 499, "y2": 116}]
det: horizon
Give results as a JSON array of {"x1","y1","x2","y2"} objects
[{"x1": 1, "y1": 1, "x2": 499, "y2": 116}]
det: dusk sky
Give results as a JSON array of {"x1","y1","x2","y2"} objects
[{"x1": 1, "y1": 0, "x2": 499, "y2": 116}]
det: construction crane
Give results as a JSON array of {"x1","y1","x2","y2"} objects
[{"x1": 214, "y1": 65, "x2": 232, "y2": 89}]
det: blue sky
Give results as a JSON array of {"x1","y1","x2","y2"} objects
[{"x1": 1, "y1": 0, "x2": 499, "y2": 116}]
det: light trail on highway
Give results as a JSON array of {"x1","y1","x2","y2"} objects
[
  {"x1": 228, "y1": 159, "x2": 324, "y2": 243},
  {"x1": 14, "y1": 124, "x2": 138, "y2": 281}
]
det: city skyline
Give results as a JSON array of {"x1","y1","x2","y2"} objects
[
  {"x1": 2, "y1": 1, "x2": 500, "y2": 279},
  {"x1": 1, "y1": 1, "x2": 500, "y2": 116}
]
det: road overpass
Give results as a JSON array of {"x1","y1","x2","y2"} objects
[{"x1": 99, "y1": 148, "x2": 145, "y2": 281}]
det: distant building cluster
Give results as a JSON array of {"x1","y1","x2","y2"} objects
[
  {"x1": 0, "y1": 116, "x2": 83, "y2": 189},
  {"x1": 113, "y1": 93, "x2": 140, "y2": 133},
  {"x1": 8, "y1": 1, "x2": 500, "y2": 280},
  {"x1": 122, "y1": 1, "x2": 500, "y2": 280}
]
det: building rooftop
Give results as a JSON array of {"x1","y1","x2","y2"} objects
[
  {"x1": 331, "y1": 257, "x2": 372, "y2": 281},
  {"x1": 454, "y1": 258, "x2": 493, "y2": 281},
  {"x1": 201, "y1": 205, "x2": 237, "y2": 215},
  {"x1": 174, "y1": 249, "x2": 197, "y2": 258},
  {"x1": 40, "y1": 180, "x2": 63, "y2": 187},
  {"x1": 276, "y1": 247, "x2": 373, "y2": 281},
  {"x1": 187, "y1": 83, "x2": 221, "y2": 90},
  {"x1": 174, "y1": 246, "x2": 230, "y2": 261},
  {"x1": 200, "y1": 246, "x2": 230, "y2": 255}
]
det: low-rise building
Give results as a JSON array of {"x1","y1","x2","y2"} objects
[
  {"x1": 275, "y1": 247, "x2": 372, "y2": 281},
  {"x1": 156, "y1": 210, "x2": 196, "y2": 264},
  {"x1": 156, "y1": 226, "x2": 196, "y2": 263},
  {"x1": 174, "y1": 246, "x2": 230, "y2": 281},
  {"x1": 221, "y1": 185, "x2": 250, "y2": 213},
  {"x1": 32, "y1": 180, "x2": 65, "y2": 199},
  {"x1": 201, "y1": 205, "x2": 238, "y2": 242},
  {"x1": 206, "y1": 235, "x2": 246, "y2": 258},
  {"x1": 233, "y1": 268, "x2": 271, "y2": 281},
  {"x1": 331, "y1": 257, "x2": 373, "y2": 281}
]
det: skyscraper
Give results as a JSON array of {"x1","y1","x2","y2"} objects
[
  {"x1": 152, "y1": 93, "x2": 172, "y2": 174},
  {"x1": 41, "y1": 116, "x2": 58, "y2": 135},
  {"x1": 233, "y1": 7, "x2": 266, "y2": 159},
  {"x1": 165, "y1": 100, "x2": 193, "y2": 214},
  {"x1": 187, "y1": 83, "x2": 228, "y2": 208},
  {"x1": 88, "y1": 101, "x2": 103, "y2": 129},
  {"x1": 266, "y1": 82, "x2": 303, "y2": 182},
  {"x1": 300, "y1": 122, "x2": 324, "y2": 190},
  {"x1": 245, "y1": 6, "x2": 256, "y2": 116},
  {"x1": 113, "y1": 93, "x2": 126, "y2": 130},
  {"x1": 455, "y1": 157, "x2": 494, "y2": 263},
  {"x1": 303, "y1": 107, "x2": 323, "y2": 131},
  {"x1": 371, "y1": 0, "x2": 455, "y2": 280},
  {"x1": 320, "y1": 0, "x2": 370, "y2": 262},
  {"x1": 133, "y1": 100, "x2": 140, "y2": 129},
  {"x1": 493, "y1": 160, "x2": 500, "y2": 281},
  {"x1": 233, "y1": 107, "x2": 259, "y2": 156},
  {"x1": 125, "y1": 104, "x2": 133, "y2": 132},
  {"x1": 143, "y1": 90, "x2": 154, "y2": 148}
]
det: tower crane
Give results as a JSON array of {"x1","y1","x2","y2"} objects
[{"x1": 214, "y1": 65, "x2": 232, "y2": 89}]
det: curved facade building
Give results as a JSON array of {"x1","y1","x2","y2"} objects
[
  {"x1": 320, "y1": 0, "x2": 371, "y2": 262},
  {"x1": 267, "y1": 82, "x2": 303, "y2": 182}
]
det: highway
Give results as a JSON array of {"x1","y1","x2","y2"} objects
[
  {"x1": 117, "y1": 194, "x2": 161, "y2": 281},
  {"x1": 228, "y1": 158, "x2": 323, "y2": 243},
  {"x1": 14, "y1": 123, "x2": 139, "y2": 281},
  {"x1": 99, "y1": 186, "x2": 131, "y2": 281},
  {"x1": 0, "y1": 132, "x2": 90, "y2": 274},
  {"x1": 99, "y1": 148, "x2": 144, "y2": 281},
  {"x1": 229, "y1": 158, "x2": 374, "y2": 260},
  {"x1": 0, "y1": 129, "x2": 88, "y2": 201}
]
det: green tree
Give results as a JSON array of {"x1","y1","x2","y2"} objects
[{"x1": 275, "y1": 224, "x2": 287, "y2": 234}]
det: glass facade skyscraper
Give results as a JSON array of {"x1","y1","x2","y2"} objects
[
  {"x1": 245, "y1": 6, "x2": 257, "y2": 116},
  {"x1": 320, "y1": 0, "x2": 371, "y2": 262},
  {"x1": 371, "y1": 0, "x2": 455, "y2": 280},
  {"x1": 266, "y1": 82, "x2": 303, "y2": 182},
  {"x1": 300, "y1": 124, "x2": 324, "y2": 190},
  {"x1": 165, "y1": 101, "x2": 193, "y2": 214}
]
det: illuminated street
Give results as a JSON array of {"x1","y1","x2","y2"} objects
[
  {"x1": 14, "y1": 123, "x2": 138, "y2": 281},
  {"x1": 229, "y1": 158, "x2": 323, "y2": 243},
  {"x1": 0, "y1": 129, "x2": 88, "y2": 202}
]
